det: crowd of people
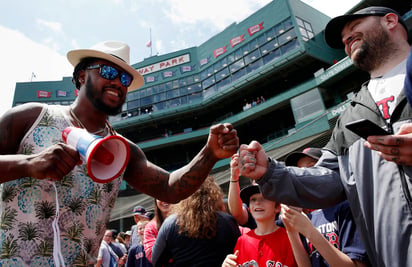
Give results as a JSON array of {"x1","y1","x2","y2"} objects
[
  {"x1": 242, "y1": 96, "x2": 266, "y2": 111},
  {"x1": 1, "y1": 5, "x2": 412, "y2": 267}
]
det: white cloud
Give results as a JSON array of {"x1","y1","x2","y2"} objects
[
  {"x1": 36, "y1": 18, "x2": 62, "y2": 33},
  {"x1": 164, "y1": 0, "x2": 272, "y2": 30},
  {"x1": 302, "y1": 0, "x2": 361, "y2": 17},
  {"x1": 0, "y1": 26, "x2": 72, "y2": 117}
]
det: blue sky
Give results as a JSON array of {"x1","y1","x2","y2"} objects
[{"x1": 0, "y1": 0, "x2": 361, "y2": 117}]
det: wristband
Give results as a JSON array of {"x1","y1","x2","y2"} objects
[{"x1": 230, "y1": 180, "x2": 239, "y2": 183}]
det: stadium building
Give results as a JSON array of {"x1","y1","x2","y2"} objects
[{"x1": 12, "y1": 0, "x2": 412, "y2": 230}]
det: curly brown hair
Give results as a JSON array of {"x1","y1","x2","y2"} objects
[{"x1": 172, "y1": 176, "x2": 226, "y2": 239}]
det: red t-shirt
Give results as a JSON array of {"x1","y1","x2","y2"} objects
[{"x1": 234, "y1": 227, "x2": 297, "y2": 267}]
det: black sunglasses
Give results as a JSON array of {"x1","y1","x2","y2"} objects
[{"x1": 87, "y1": 64, "x2": 133, "y2": 87}]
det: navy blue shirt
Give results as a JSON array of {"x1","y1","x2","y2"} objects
[
  {"x1": 126, "y1": 244, "x2": 153, "y2": 267},
  {"x1": 308, "y1": 201, "x2": 369, "y2": 266},
  {"x1": 151, "y1": 212, "x2": 240, "y2": 267}
]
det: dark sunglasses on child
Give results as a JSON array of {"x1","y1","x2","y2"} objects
[{"x1": 87, "y1": 64, "x2": 133, "y2": 87}]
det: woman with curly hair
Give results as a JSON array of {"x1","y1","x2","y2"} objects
[{"x1": 151, "y1": 176, "x2": 241, "y2": 267}]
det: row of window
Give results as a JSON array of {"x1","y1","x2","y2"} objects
[
  {"x1": 121, "y1": 16, "x2": 314, "y2": 115},
  {"x1": 127, "y1": 17, "x2": 296, "y2": 101},
  {"x1": 125, "y1": 35, "x2": 305, "y2": 112},
  {"x1": 120, "y1": 37, "x2": 300, "y2": 119}
]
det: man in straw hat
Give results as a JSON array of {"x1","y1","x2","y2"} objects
[
  {"x1": 0, "y1": 41, "x2": 238, "y2": 266},
  {"x1": 238, "y1": 6, "x2": 412, "y2": 267}
]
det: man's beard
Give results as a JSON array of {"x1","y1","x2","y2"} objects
[
  {"x1": 85, "y1": 78, "x2": 123, "y2": 116},
  {"x1": 351, "y1": 26, "x2": 390, "y2": 72}
]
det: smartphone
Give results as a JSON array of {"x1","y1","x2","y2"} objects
[{"x1": 345, "y1": 119, "x2": 390, "y2": 139}]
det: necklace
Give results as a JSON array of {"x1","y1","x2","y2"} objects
[{"x1": 69, "y1": 107, "x2": 113, "y2": 136}]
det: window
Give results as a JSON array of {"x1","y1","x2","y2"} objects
[
  {"x1": 280, "y1": 39, "x2": 299, "y2": 54},
  {"x1": 241, "y1": 43, "x2": 251, "y2": 56},
  {"x1": 260, "y1": 38, "x2": 279, "y2": 55},
  {"x1": 200, "y1": 66, "x2": 214, "y2": 80},
  {"x1": 257, "y1": 34, "x2": 267, "y2": 46},
  {"x1": 153, "y1": 101, "x2": 166, "y2": 111},
  {"x1": 278, "y1": 28, "x2": 297, "y2": 46},
  {"x1": 263, "y1": 48, "x2": 281, "y2": 64},
  {"x1": 296, "y1": 17, "x2": 314, "y2": 41},
  {"x1": 167, "y1": 88, "x2": 180, "y2": 98},
  {"x1": 172, "y1": 80, "x2": 179, "y2": 89},
  {"x1": 154, "y1": 92, "x2": 166, "y2": 102},
  {"x1": 246, "y1": 58, "x2": 263, "y2": 73},
  {"x1": 188, "y1": 92, "x2": 202, "y2": 103},
  {"x1": 127, "y1": 90, "x2": 140, "y2": 101},
  {"x1": 244, "y1": 49, "x2": 261, "y2": 65},
  {"x1": 234, "y1": 48, "x2": 243, "y2": 61},
  {"x1": 274, "y1": 18, "x2": 293, "y2": 35},
  {"x1": 167, "y1": 98, "x2": 181, "y2": 108},
  {"x1": 231, "y1": 68, "x2": 246, "y2": 82},
  {"x1": 139, "y1": 89, "x2": 147, "y2": 98},
  {"x1": 180, "y1": 86, "x2": 188, "y2": 95},
  {"x1": 291, "y1": 88, "x2": 325, "y2": 123},
  {"x1": 158, "y1": 83, "x2": 166, "y2": 93},
  {"x1": 283, "y1": 18, "x2": 293, "y2": 31},
  {"x1": 140, "y1": 95, "x2": 154, "y2": 106},
  {"x1": 215, "y1": 67, "x2": 230, "y2": 82},
  {"x1": 229, "y1": 58, "x2": 245, "y2": 73},
  {"x1": 214, "y1": 57, "x2": 228, "y2": 72},
  {"x1": 203, "y1": 86, "x2": 217, "y2": 99},
  {"x1": 227, "y1": 53, "x2": 235, "y2": 64},
  {"x1": 264, "y1": 28, "x2": 276, "y2": 42},
  {"x1": 127, "y1": 99, "x2": 140, "y2": 110},
  {"x1": 193, "y1": 74, "x2": 200, "y2": 83},
  {"x1": 249, "y1": 38, "x2": 259, "y2": 49},
  {"x1": 164, "y1": 82, "x2": 172, "y2": 90},
  {"x1": 216, "y1": 77, "x2": 231, "y2": 91},
  {"x1": 189, "y1": 83, "x2": 202, "y2": 93},
  {"x1": 202, "y1": 76, "x2": 215, "y2": 89},
  {"x1": 180, "y1": 95, "x2": 188, "y2": 105},
  {"x1": 179, "y1": 77, "x2": 188, "y2": 87}
]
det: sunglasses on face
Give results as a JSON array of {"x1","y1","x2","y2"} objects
[{"x1": 86, "y1": 64, "x2": 133, "y2": 87}]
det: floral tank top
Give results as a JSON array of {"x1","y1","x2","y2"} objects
[{"x1": 0, "y1": 105, "x2": 123, "y2": 267}]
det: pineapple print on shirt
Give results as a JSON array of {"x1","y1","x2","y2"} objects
[{"x1": 0, "y1": 105, "x2": 124, "y2": 266}]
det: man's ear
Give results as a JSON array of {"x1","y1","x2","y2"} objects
[
  {"x1": 77, "y1": 70, "x2": 86, "y2": 88},
  {"x1": 383, "y1": 13, "x2": 400, "y2": 31}
]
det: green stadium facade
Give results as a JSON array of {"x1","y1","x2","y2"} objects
[{"x1": 12, "y1": 0, "x2": 412, "y2": 231}]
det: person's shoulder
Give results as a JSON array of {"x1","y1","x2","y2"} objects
[
  {"x1": 162, "y1": 214, "x2": 177, "y2": 227},
  {"x1": 0, "y1": 102, "x2": 48, "y2": 143},
  {"x1": 2, "y1": 102, "x2": 46, "y2": 120},
  {"x1": 217, "y1": 211, "x2": 239, "y2": 224},
  {"x1": 216, "y1": 211, "x2": 232, "y2": 219}
]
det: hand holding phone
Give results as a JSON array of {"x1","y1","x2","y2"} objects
[{"x1": 345, "y1": 119, "x2": 390, "y2": 139}]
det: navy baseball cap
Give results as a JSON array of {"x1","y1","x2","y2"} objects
[
  {"x1": 240, "y1": 184, "x2": 261, "y2": 207},
  {"x1": 285, "y1": 147, "x2": 322, "y2": 167},
  {"x1": 132, "y1": 205, "x2": 149, "y2": 219},
  {"x1": 325, "y1": 6, "x2": 408, "y2": 49}
]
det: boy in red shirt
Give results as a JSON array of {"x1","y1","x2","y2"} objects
[{"x1": 222, "y1": 184, "x2": 300, "y2": 267}]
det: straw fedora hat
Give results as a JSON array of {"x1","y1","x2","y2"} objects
[{"x1": 67, "y1": 41, "x2": 144, "y2": 91}]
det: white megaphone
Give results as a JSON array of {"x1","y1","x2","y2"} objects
[{"x1": 62, "y1": 127, "x2": 130, "y2": 183}]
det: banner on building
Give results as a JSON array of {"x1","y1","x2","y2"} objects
[
  {"x1": 247, "y1": 22, "x2": 264, "y2": 36},
  {"x1": 56, "y1": 90, "x2": 69, "y2": 97},
  {"x1": 37, "y1": 90, "x2": 52, "y2": 98},
  {"x1": 230, "y1": 34, "x2": 245, "y2": 47},
  {"x1": 213, "y1": 45, "x2": 227, "y2": 58}
]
